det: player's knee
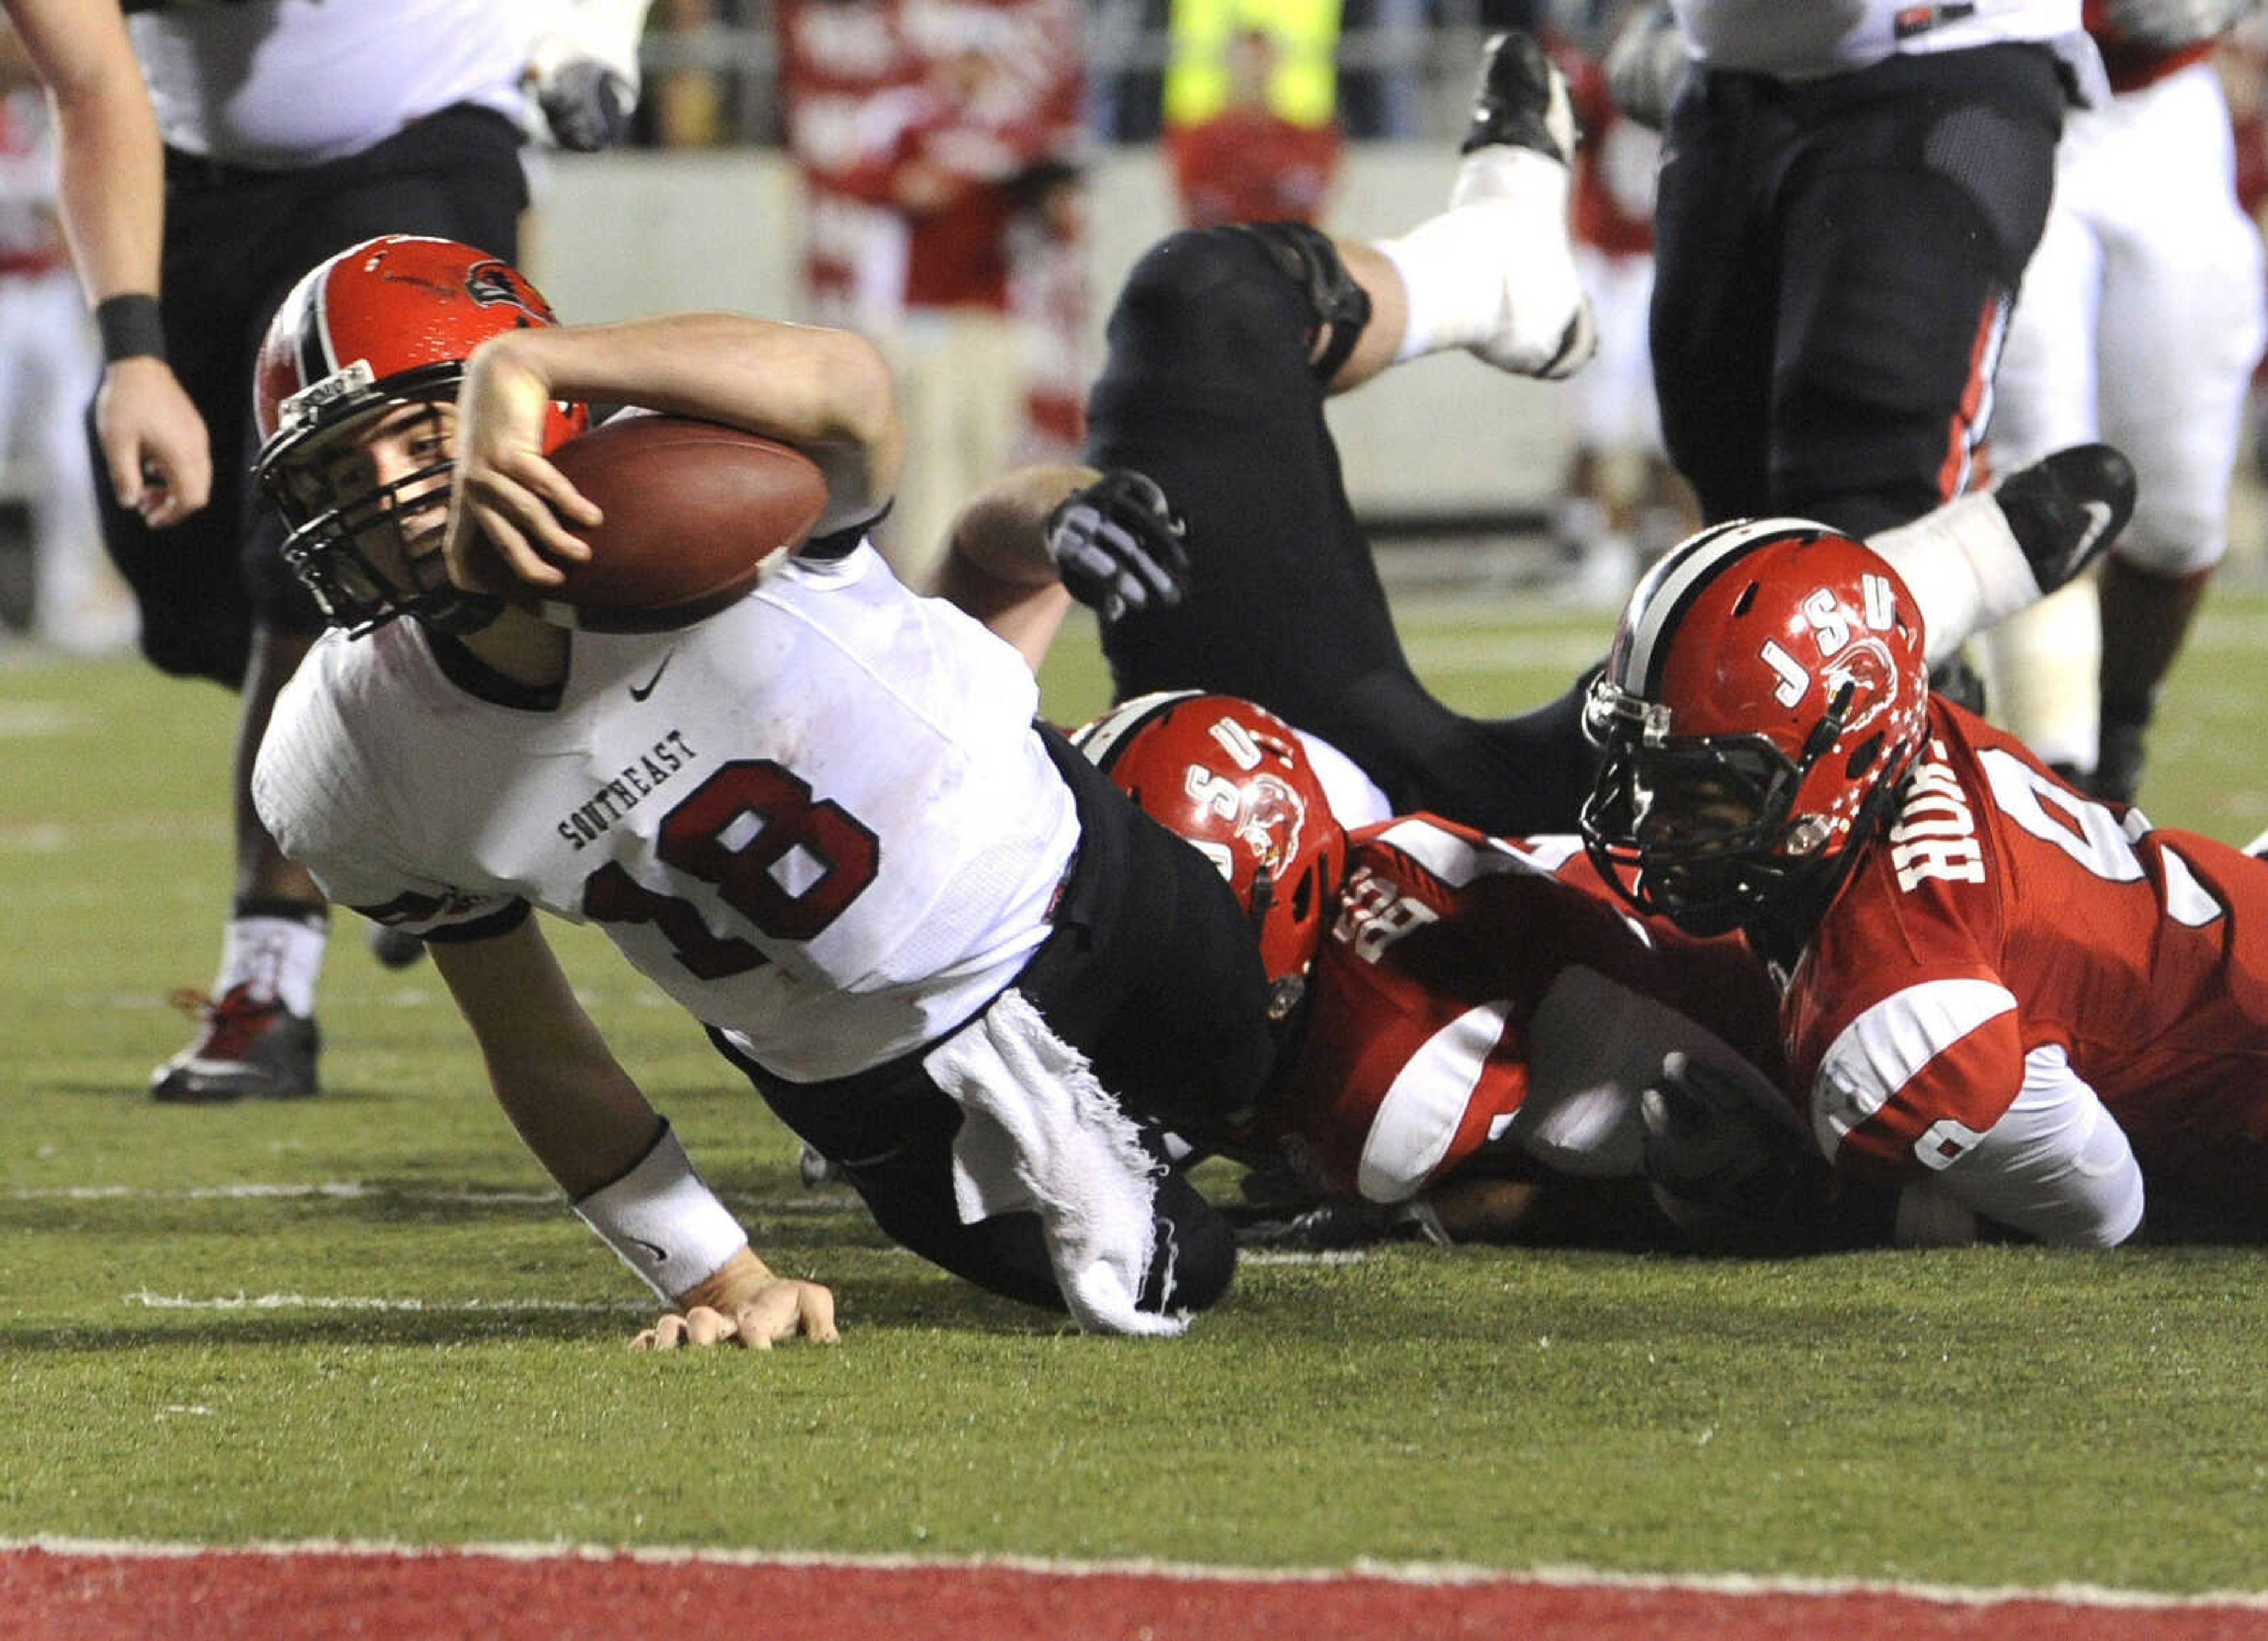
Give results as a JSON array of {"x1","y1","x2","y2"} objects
[
  {"x1": 1143, "y1": 1176, "x2": 1236, "y2": 1316},
  {"x1": 1108, "y1": 226, "x2": 1341, "y2": 376},
  {"x1": 1113, "y1": 229, "x2": 1283, "y2": 340}
]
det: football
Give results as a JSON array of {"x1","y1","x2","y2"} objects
[{"x1": 530, "y1": 413, "x2": 829, "y2": 632}]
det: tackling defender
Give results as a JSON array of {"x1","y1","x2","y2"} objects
[
  {"x1": 931, "y1": 35, "x2": 2148, "y2": 1248},
  {"x1": 1580, "y1": 523, "x2": 2268, "y2": 1245}
]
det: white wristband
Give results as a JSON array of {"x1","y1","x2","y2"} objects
[{"x1": 571, "y1": 1123, "x2": 748, "y2": 1300}]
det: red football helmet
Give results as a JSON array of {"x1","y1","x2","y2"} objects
[
  {"x1": 251, "y1": 234, "x2": 589, "y2": 634},
  {"x1": 1578, "y1": 518, "x2": 1931, "y2": 937},
  {"x1": 1074, "y1": 691, "x2": 1348, "y2": 994}
]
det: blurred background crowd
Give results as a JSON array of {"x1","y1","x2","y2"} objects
[{"x1": 6, "y1": 0, "x2": 2268, "y2": 647}]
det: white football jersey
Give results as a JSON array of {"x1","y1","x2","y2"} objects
[
  {"x1": 130, "y1": 0, "x2": 539, "y2": 168},
  {"x1": 1672, "y1": 0, "x2": 2081, "y2": 78},
  {"x1": 255, "y1": 542, "x2": 1080, "y2": 1081}
]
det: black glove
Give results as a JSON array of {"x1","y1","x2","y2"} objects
[
  {"x1": 1640, "y1": 1052, "x2": 1829, "y2": 1250},
  {"x1": 540, "y1": 60, "x2": 638, "y2": 153},
  {"x1": 1045, "y1": 469, "x2": 1190, "y2": 622}
]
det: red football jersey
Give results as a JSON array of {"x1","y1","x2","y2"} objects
[
  {"x1": 1783, "y1": 700, "x2": 2268, "y2": 1219},
  {"x1": 1559, "y1": 46, "x2": 1654, "y2": 259},
  {"x1": 1256, "y1": 816, "x2": 1785, "y2": 1202},
  {"x1": 1166, "y1": 109, "x2": 1342, "y2": 229}
]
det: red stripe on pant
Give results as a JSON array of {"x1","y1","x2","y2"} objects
[{"x1": 1937, "y1": 292, "x2": 2010, "y2": 502}]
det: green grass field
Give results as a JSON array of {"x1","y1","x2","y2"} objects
[{"x1": 4, "y1": 591, "x2": 2266, "y2": 1591}]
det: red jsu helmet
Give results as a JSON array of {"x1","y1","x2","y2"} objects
[
  {"x1": 1578, "y1": 518, "x2": 1931, "y2": 937},
  {"x1": 251, "y1": 235, "x2": 589, "y2": 634},
  {"x1": 1074, "y1": 691, "x2": 1348, "y2": 997}
]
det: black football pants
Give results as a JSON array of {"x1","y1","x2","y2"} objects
[
  {"x1": 713, "y1": 726, "x2": 1275, "y2": 1320},
  {"x1": 1083, "y1": 226, "x2": 1600, "y2": 837}
]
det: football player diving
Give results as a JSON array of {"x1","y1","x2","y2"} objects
[{"x1": 246, "y1": 233, "x2": 1303, "y2": 1346}]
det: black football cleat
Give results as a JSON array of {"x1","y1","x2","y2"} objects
[
  {"x1": 1995, "y1": 442, "x2": 2137, "y2": 598},
  {"x1": 1460, "y1": 28, "x2": 1578, "y2": 164},
  {"x1": 149, "y1": 984, "x2": 321, "y2": 1102}
]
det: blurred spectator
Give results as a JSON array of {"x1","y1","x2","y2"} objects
[
  {"x1": 799, "y1": 0, "x2": 1084, "y2": 588},
  {"x1": 777, "y1": 0, "x2": 913, "y2": 330},
  {"x1": 1167, "y1": 26, "x2": 1341, "y2": 227},
  {"x1": 645, "y1": 0, "x2": 731, "y2": 147},
  {"x1": 1977, "y1": 0, "x2": 2268, "y2": 804},
  {"x1": 0, "y1": 24, "x2": 128, "y2": 653},
  {"x1": 1164, "y1": 0, "x2": 1339, "y2": 135},
  {"x1": 2218, "y1": 22, "x2": 2268, "y2": 487},
  {"x1": 1009, "y1": 152, "x2": 1093, "y2": 468}
]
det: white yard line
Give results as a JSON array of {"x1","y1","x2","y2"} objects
[
  {"x1": 119, "y1": 1290, "x2": 650, "y2": 1314},
  {"x1": 1, "y1": 1535, "x2": 2263, "y2": 1609},
  {"x1": 6, "y1": 1181, "x2": 858, "y2": 1212}
]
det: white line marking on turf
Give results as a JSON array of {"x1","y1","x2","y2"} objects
[
  {"x1": 121, "y1": 1290, "x2": 652, "y2": 1314},
  {"x1": 8, "y1": 1182, "x2": 861, "y2": 1213},
  {"x1": 2, "y1": 1537, "x2": 2263, "y2": 1610}
]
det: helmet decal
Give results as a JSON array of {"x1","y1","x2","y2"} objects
[
  {"x1": 1075, "y1": 693, "x2": 1348, "y2": 990},
  {"x1": 1579, "y1": 520, "x2": 1930, "y2": 936}
]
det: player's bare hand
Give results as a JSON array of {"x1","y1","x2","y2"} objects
[
  {"x1": 445, "y1": 342, "x2": 601, "y2": 593},
  {"x1": 94, "y1": 358, "x2": 211, "y2": 528},
  {"x1": 632, "y1": 1249, "x2": 838, "y2": 1352}
]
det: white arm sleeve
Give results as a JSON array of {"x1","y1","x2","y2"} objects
[{"x1": 1928, "y1": 1043, "x2": 2145, "y2": 1248}]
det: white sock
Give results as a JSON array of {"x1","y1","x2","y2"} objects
[
  {"x1": 216, "y1": 915, "x2": 327, "y2": 1018},
  {"x1": 1977, "y1": 580, "x2": 2102, "y2": 770},
  {"x1": 1869, "y1": 490, "x2": 2044, "y2": 666},
  {"x1": 1374, "y1": 146, "x2": 1586, "y2": 372}
]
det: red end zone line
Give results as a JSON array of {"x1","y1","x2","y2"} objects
[{"x1": 5, "y1": 1542, "x2": 2266, "y2": 1641}]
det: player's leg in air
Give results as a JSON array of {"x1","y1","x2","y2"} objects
[
  {"x1": 1082, "y1": 30, "x2": 1602, "y2": 836},
  {"x1": 1077, "y1": 30, "x2": 2138, "y2": 839}
]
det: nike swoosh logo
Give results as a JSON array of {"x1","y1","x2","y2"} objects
[
  {"x1": 626, "y1": 1236, "x2": 670, "y2": 1265},
  {"x1": 2074, "y1": 500, "x2": 2115, "y2": 560},
  {"x1": 628, "y1": 649, "x2": 676, "y2": 702}
]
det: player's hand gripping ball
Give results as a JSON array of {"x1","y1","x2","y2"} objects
[{"x1": 535, "y1": 415, "x2": 829, "y2": 632}]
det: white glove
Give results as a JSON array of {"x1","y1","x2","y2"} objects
[
  {"x1": 527, "y1": 0, "x2": 653, "y2": 152},
  {"x1": 2103, "y1": 0, "x2": 2253, "y2": 51},
  {"x1": 1604, "y1": 1, "x2": 1690, "y2": 132}
]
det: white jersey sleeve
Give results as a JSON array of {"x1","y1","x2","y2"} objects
[
  {"x1": 1671, "y1": 0, "x2": 2082, "y2": 76},
  {"x1": 1811, "y1": 983, "x2": 2145, "y2": 1246},
  {"x1": 254, "y1": 628, "x2": 527, "y2": 939}
]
